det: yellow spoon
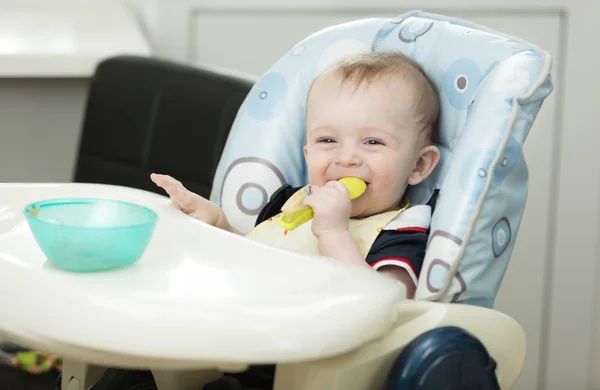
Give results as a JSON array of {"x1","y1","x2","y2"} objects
[{"x1": 277, "y1": 177, "x2": 367, "y2": 231}]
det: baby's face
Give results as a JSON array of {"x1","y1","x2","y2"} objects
[{"x1": 304, "y1": 69, "x2": 425, "y2": 217}]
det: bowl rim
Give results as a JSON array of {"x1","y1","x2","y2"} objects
[{"x1": 22, "y1": 197, "x2": 159, "y2": 230}]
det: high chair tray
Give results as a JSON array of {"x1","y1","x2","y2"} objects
[{"x1": 0, "y1": 183, "x2": 405, "y2": 365}]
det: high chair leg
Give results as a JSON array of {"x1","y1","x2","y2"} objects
[
  {"x1": 61, "y1": 360, "x2": 107, "y2": 390},
  {"x1": 152, "y1": 369, "x2": 223, "y2": 390}
]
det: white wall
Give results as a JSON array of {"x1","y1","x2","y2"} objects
[{"x1": 126, "y1": 0, "x2": 160, "y2": 52}]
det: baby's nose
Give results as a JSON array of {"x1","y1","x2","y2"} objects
[{"x1": 335, "y1": 148, "x2": 362, "y2": 167}]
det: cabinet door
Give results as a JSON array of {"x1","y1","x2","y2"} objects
[{"x1": 167, "y1": 5, "x2": 561, "y2": 390}]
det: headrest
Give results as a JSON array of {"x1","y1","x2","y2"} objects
[{"x1": 210, "y1": 10, "x2": 553, "y2": 307}]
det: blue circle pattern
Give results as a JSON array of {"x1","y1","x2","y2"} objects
[
  {"x1": 459, "y1": 149, "x2": 490, "y2": 196},
  {"x1": 494, "y1": 137, "x2": 521, "y2": 186},
  {"x1": 443, "y1": 59, "x2": 482, "y2": 110},
  {"x1": 399, "y1": 20, "x2": 434, "y2": 42},
  {"x1": 247, "y1": 72, "x2": 288, "y2": 121},
  {"x1": 241, "y1": 186, "x2": 264, "y2": 211},
  {"x1": 459, "y1": 137, "x2": 521, "y2": 196},
  {"x1": 492, "y1": 218, "x2": 511, "y2": 257}
]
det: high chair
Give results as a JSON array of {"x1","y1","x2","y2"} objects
[{"x1": 0, "y1": 10, "x2": 552, "y2": 390}]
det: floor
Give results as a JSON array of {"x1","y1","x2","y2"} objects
[
  {"x1": 0, "y1": 365, "x2": 57, "y2": 390},
  {"x1": 0, "y1": 341, "x2": 58, "y2": 390}
]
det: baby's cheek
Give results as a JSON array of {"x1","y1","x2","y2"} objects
[
  {"x1": 374, "y1": 171, "x2": 406, "y2": 201},
  {"x1": 307, "y1": 165, "x2": 328, "y2": 186},
  {"x1": 371, "y1": 163, "x2": 401, "y2": 185}
]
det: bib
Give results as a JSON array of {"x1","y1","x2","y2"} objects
[{"x1": 247, "y1": 185, "x2": 410, "y2": 258}]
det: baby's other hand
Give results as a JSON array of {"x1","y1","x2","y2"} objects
[
  {"x1": 302, "y1": 181, "x2": 351, "y2": 237},
  {"x1": 150, "y1": 173, "x2": 223, "y2": 226}
]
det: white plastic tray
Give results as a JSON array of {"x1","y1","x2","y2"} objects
[{"x1": 0, "y1": 183, "x2": 405, "y2": 367}]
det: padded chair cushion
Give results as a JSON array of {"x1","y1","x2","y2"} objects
[
  {"x1": 210, "y1": 11, "x2": 553, "y2": 307},
  {"x1": 74, "y1": 55, "x2": 254, "y2": 199}
]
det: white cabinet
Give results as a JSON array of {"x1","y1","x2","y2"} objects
[{"x1": 132, "y1": 1, "x2": 599, "y2": 389}]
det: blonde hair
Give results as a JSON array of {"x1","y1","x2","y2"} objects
[{"x1": 309, "y1": 51, "x2": 440, "y2": 143}]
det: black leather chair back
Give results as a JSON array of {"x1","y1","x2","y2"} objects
[{"x1": 74, "y1": 55, "x2": 255, "y2": 198}]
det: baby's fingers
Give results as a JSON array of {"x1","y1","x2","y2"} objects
[
  {"x1": 302, "y1": 194, "x2": 315, "y2": 208},
  {"x1": 164, "y1": 187, "x2": 195, "y2": 211},
  {"x1": 151, "y1": 173, "x2": 184, "y2": 190},
  {"x1": 302, "y1": 191, "x2": 333, "y2": 210},
  {"x1": 325, "y1": 180, "x2": 349, "y2": 197},
  {"x1": 150, "y1": 173, "x2": 168, "y2": 186}
]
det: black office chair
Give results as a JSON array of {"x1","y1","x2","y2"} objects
[{"x1": 74, "y1": 55, "x2": 255, "y2": 198}]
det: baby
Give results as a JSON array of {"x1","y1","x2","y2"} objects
[
  {"x1": 152, "y1": 50, "x2": 440, "y2": 298},
  {"x1": 71, "y1": 51, "x2": 441, "y2": 390}
]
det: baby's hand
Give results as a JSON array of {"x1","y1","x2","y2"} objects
[
  {"x1": 151, "y1": 173, "x2": 223, "y2": 227},
  {"x1": 303, "y1": 181, "x2": 351, "y2": 237}
]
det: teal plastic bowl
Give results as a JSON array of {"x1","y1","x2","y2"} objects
[{"x1": 23, "y1": 198, "x2": 158, "y2": 272}]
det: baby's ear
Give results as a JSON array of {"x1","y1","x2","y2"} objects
[{"x1": 408, "y1": 145, "x2": 440, "y2": 186}]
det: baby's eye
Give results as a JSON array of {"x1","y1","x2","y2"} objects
[
  {"x1": 318, "y1": 138, "x2": 336, "y2": 143},
  {"x1": 366, "y1": 139, "x2": 384, "y2": 145}
]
